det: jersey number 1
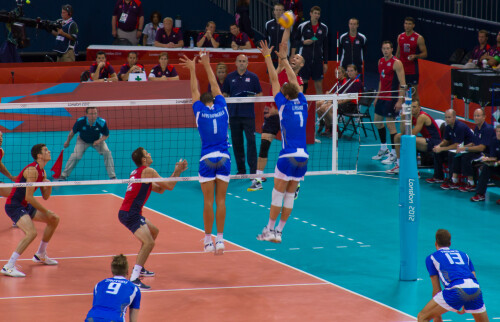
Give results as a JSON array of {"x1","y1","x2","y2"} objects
[{"x1": 213, "y1": 119, "x2": 218, "y2": 134}]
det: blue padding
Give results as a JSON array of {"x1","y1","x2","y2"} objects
[
  {"x1": 31, "y1": 83, "x2": 80, "y2": 96},
  {"x1": 0, "y1": 108, "x2": 72, "y2": 117},
  {"x1": 0, "y1": 120, "x2": 24, "y2": 130},
  {"x1": 0, "y1": 96, "x2": 25, "y2": 103}
]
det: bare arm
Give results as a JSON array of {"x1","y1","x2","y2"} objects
[
  {"x1": 63, "y1": 130, "x2": 75, "y2": 148},
  {"x1": 112, "y1": 16, "x2": 117, "y2": 37},
  {"x1": 240, "y1": 41, "x2": 252, "y2": 49},
  {"x1": 129, "y1": 308, "x2": 139, "y2": 322},
  {"x1": 154, "y1": 41, "x2": 168, "y2": 48},
  {"x1": 259, "y1": 40, "x2": 279, "y2": 97},
  {"x1": 412, "y1": 115, "x2": 426, "y2": 136},
  {"x1": 394, "y1": 60, "x2": 406, "y2": 111},
  {"x1": 0, "y1": 160, "x2": 15, "y2": 181},
  {"x1": 276, "y1": 27, "x2": 292, "y2": 74},
  {"x1": 143, "y1": 160, "x2": 188, "y2": 191},
  {"x1": 138, "y1": 16, "x2": 144, "y2": 32},
  {"x1": 277, "y1": 43, "x2": 299, "y2": 91},
  {"x1": 200, "y1": 49, "x2": 222, "y2": 97},
  {"x1": 179, "y1": 55, "x2": 200, "y2": 101},
  {"x1": 416, "y1": 35, "x2": 428, "y2": 60},
  {"x1": 24, "y1": 167, "x2": 51, "y2": 214},
  {"x1": 90, "y1": 63, "x2": 104, "y2": 82},
  {"x1": 40, "y1": 175, "x2": 52, "y2": 200},
  {"x1": 108, "y1": 73, "x2": 119, "y2": 82},
  {"x1": 395, "y1": 35, "x2": 401, "y2": 59}
]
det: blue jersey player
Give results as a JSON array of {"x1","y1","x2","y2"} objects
[
  {"x1": 180, "y1": 50, "x2": 230, "y2": 255},
  {"x1": 418, "y1": 229, "x2": 489, "y2": 322},
  {"x1": 256, "y1": 41, "x2": 308, "y2": 243},
  {"x1": 86, "y1": 254, "x2": 141, "y2": 322}
]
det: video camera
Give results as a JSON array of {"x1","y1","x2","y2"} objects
[{"x1": 0, "y1": 0, "x2": 62, "y2": 48}]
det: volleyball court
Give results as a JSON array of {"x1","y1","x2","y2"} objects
[{"x1": 0, "y1": 91, "x2": 416, "y2": 321}]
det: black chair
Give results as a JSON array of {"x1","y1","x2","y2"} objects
[
  {"x1": 448, "y1": 48, "x2": 465, "y2": 65},
  {"x1": 339, "y1": 91, "x2": 377, "y2": 139}
]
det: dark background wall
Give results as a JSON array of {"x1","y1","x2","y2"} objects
[{"x1": 1, "y1": 0, "x2": 498, "y2": 69}]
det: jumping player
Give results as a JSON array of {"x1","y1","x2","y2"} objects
[
  {"x1": 2, "y1": 144, "x2": 59, "y2": 278},
  {"x1": 180, "y1": 50, "x2": 230, "y2": 255},
  {"x1": 119, "y1": 148, "x2": 187, "y2": 289},
  {"x1": 418, "y1": 229, "x2": 489, "y2": 322},
  {"x1": 256, "y1": 40, "x2": 308, "y2": 243}
]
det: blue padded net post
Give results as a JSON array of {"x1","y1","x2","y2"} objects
[{"x1": 399, "y1": 87, "x2": 420, "y2": 281}]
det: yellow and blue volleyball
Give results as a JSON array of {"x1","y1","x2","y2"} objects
[{"x1": 278, "y1": 11, "x2": 296, "y2": 29}]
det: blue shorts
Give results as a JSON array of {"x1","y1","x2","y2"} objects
[
  {"x1": 406, "y1": 73, "x2": 419, "y2": 86},
  {"x1": 275, "y1": 157, "x2": 308, "y2": 181},
  {"x1": 434, "y1": 287, "x2": 486, "y2": 313},
  {"x1": 118, "y1": 210, "x2": 146, "y2": 233},
  {"x1": 375, "y1": 99, "x2": 398, "y2": 118},
  {"x1": 5, "y1": 204, "x2": 37, "y2": 224},
  {"x1": 199, "y1": 157, "x2": 231, "y2": 183},
  {"x1": 425, "y1": 137, "x2": 441, "y2": 152}
]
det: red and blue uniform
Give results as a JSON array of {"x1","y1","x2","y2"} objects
[
  {"x1": 5, "y1": 162, "x2": 44, "y2": 223},
  {"x1": 118, "y1": 166, "x2": 152, "y2": 233},
  {"x1": 398, "y1": 32, "x2": 420, "y2": 76},
  {"x1": 375, "y1": 56, "x2": 400, "y2": 117},
  {"x1": 413, "y1": 110, "x2": 441, "y2": 151}
]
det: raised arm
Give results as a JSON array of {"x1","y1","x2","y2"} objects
[
  {"x1": 179, "y1": 55, "x2": 200, "y2": 102},
  {"x1": 259, "y1": 40, "x2": 279, "y2": 97},
  {"x1": 277, "y1": 42, "x2": 300, "y2": 91},
  {"x1": 276, "y1": 27, "x2": 292, "y2": 74},
  {"x1": 143, "y1": 159, "x2": 188, "y2": 192},
  {"x1": 199, "y1": 49, "x2": 222, "y2": 97}
]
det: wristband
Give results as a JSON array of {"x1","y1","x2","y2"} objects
[{"x1": 264, "y1": 54, "x2": 271, "y2": 58}]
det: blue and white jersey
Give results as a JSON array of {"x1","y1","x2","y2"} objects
[
  {"x1": 426, "y1": 247, "x2": 478, "y2": 289},
  {"x1": 193, "y1": 95, "x2": 230, "y2": 161},
  {"x1": 86, "y1": 276, "x2": 141, "y2": 322},
  {"x1": 274, "y1": 92, "x2": 309, "y2": 158}
]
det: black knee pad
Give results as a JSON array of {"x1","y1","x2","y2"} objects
[{"x1": 259, "y1": 139, "x2": 272, "y2": 158}]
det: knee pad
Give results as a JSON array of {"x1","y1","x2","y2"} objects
[
  {"x1": 283, "y1": 192, "x2": 295, "y2": 209},
  {"x1": 259, "y1": 139, "x2": 272, "y2": 158},
  {"x1": 271, "y1": 188, "x2": 285, "y2": 207}
]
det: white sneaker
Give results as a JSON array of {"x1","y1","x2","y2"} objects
[
  {"x1": 204, "y1": 241, "x2": 215, "y2": 253},
  {"x1": 33, "y1": 253, "x2": 58, "y2": 265},
  {"x1": 381, "y1": 154, "x2": 397, "y2": 165},
  {"x1": 256, "y1": 227, "x2": 276, "y2": 242},
  {"x1": 215, "y1": 241, "x2": 225, "y2": 255},
  {"x1": 274, "y1": 230, "x2": 282, "y2": 243},
  {"x1": 386, "y1": 164, "x2": 400, "y2": 174},
  {"x1": 1, "y1": 264, "x2": 26, "y2": 277},
  {"x1": 372, "y1": 149, "x2": 390, "y2": 160}
]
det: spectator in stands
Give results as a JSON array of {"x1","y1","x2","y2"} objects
[
  {"x1": 196, "y1": 21, "x2": 220, "y2": 48},
  {"x1": 339, "y1": 18, "x2": 367, "y2": 76},
  {"x1": 154, "y1": 17, "x2": 184, "y2": 48},
  {"x1": 426, "y1": 109, "x2": 474, "y2": 184},
  {"x1": 148, "y1": 52, "x2": 179, "y2": 81},
  {"x1": 222, "y1": 54, "x2": 263, "y2": 175},
  {"x1": 118, "y1": 52, "x2": 145, "y2": 81},
  {"x1": 292, "y1": 6, "x2": 328, "y2": 95},
  {"x1": 464, "y1": 30, "x2": 491, "y2": 68},
  {"x1": 52, "y1": 4, "x2": 78, "y2": 62},
  {"x1": 265, "y1": 3, "x2": 286, "y2": 67},
  {"x1": 112, "y1": 0, "x2": 144, "y2": 46},
  {"x1": 208, "y1": 62, "x2": 228, "y2": 92},
  {"x1": 230, "y1": 24, "x2": 252, "y2": 50},
  {"x1": 471, "y1": 125, "x2": 500, "y2": 203},
  {"x1": 386, "y1": 98, "x2": 442, "y2": 175},
  {"x1": 235, "y1": 0, "x2": 254, "y2": 43},
  {"x1": 142, "y1": 11, "x2": 163, "y2": 46},
  {"x1": 280, "y1": 0, "x2": 304, "y2": 29},
  {"x1": 58, "y1": 107, "x2": 116, "y2": 181},
  {"x1": 481, "y1": 31, "x2": 500, "y2": 67},
  {"x1": 396, "y1": 17, "x2": 428, "y2": 95},
  {"x1": 442, "y1": 108, "x2": 494, "y2": 191},
  {"x1": 89, "y1": 51, "x2": 118, "y2": 82}
]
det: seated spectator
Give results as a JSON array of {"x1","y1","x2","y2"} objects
[
  {"x1": 197, "y1": 21, "x2": 220, "y2": 48},
  {"x1": 112, "y1": 0, "x2": 144, "y2": 46},
  {"x1": 208, "y1": 62, "x2": 227, "y2": 92},
  {"x1": 463, "y1": 30, "x2": 491, "y2": 68},
  {"x1": 148, "y1": 52, "x2": 179, "y2": 81},
  {"x1": 471, "y1": 124, "x2": 500, "y2": 203},
  {"x1": 317, "y1": 66, "x2": 348, "y2": 136},
  {"x1": 118, "y1": 51, "x2": 145, "y2": 81},
  {"x1": 89, "y1": 51, "x2": 118, "y2": 82},
  {"x1": 386, "y1": 98, "x2": 442, "y2": 174},
  {"x1": 481, "y1": 31, "x2": 500, "y2": 67},
  {"x1": 230, "y1": 23, "x2": 252, "y2": 50},
  {"x1": 154, "y1": 17, "x2": 184, "y2": 48},
  {"x1": 143, "y1": 11, "x2": 163, "y2": 46},
  {"x1": 443, "y1": 108, "x2": 494, "y2": 191},
  {"x1": 426, "y1": 109, "x2": 474, "y2": 184}
]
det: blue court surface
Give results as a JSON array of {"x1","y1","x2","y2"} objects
[{"x1": 3, "y1": 120, "x2": 500, "y2": 321}]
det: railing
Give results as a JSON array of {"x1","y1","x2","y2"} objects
[
  {"x1": 385, "y1": 0, "x2": 499, "y2": 23},
  {"x1": 209, "y1": 0, "x2": 273, "y2": 37}
]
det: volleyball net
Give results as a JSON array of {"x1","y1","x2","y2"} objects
[{"x1": 0, "y1": 93, "x2": 360, "y2": 187}]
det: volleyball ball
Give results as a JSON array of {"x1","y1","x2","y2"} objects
[{"x1": 278, "y1": 11, "x2": 295, "y2": 29}]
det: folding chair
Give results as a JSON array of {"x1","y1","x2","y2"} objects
[{"x1": 339, "y1": 91, "x2": 377, "y2": 139}]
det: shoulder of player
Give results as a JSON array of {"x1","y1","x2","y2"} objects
[
  {"x1": 141, "y1": 167, "x2": 158, "y2": 178},
  {"x1": 297, "y1": 20, "x2": 309, "y2": 31},
  {"x1": 319, "y1": 22, "x2": 328, "y2": 32}
]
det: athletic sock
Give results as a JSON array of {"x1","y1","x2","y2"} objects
[
  {"x1": 37, "y1": 241, "x2": 48, "y2": 255},
  {"x1": 130, "y1": 264, "x2": 142, "y2": 281},
  {"x1": 266, "y1": 219, "x2": 276, "y2": 231},
  {"x1": 216, "y1": 233, "x2": 223, "y2": 242},
  {"x1": 204, "y1": 234, "x2": 212, "y2": 244},
  {"x1": 6, "y1": 252, "x2": 20, "y2": 267},
  {"x1": 256, "y1": 170, "x2": 264, "y2": 181},
  {"x1": 276, "y1": 220, "x2": 287, "y2": 232},
  {"x1": 391, "y1": 149, "x2": 396, "y2": 156}
]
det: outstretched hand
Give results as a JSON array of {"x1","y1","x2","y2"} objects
[
  {"x1": 174, "y1": 159, "x2": 188, "y2": 174},
  {"x1": 179, "y1": 55, "x2": 197, "y2": 70},
  {"x1": 199, "y1": 49, "x2": 210, "y2": 65},
  {"x1": 258, "y1": 40, "x2": 274, "y2": 58}
]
